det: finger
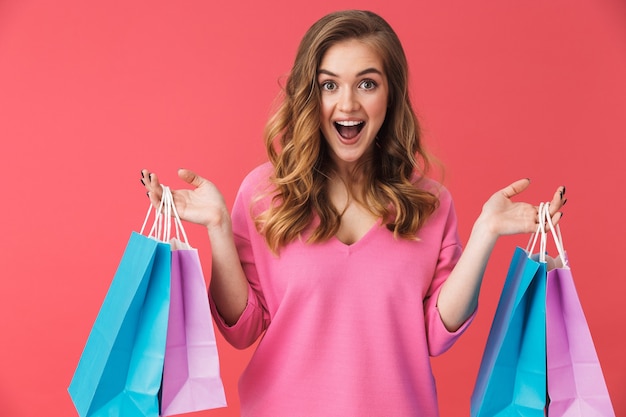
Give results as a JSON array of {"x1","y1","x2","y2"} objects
[
  {"x1": 141, "y1": 169, "x2": 163, "y2": 205},
  {"x1": 533, "y1": 204, "x2": 541, "y2": 224},
  {"x1": 146, "y1": 170, "x2": 161, "y2": 188},
  {"x1": 178, "y1": 168, "x2": 207, "y2": 188},
  {"x1": 501, "y1": 178, "x2": 531, "y2": 199},
  {"x1": 550, "y1": 211, "x2": 563, "y2": 227},
  {"x1": 548, "y1": 185, "x2": 566, "y2": 216}
]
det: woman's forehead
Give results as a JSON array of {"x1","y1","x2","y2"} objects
[{"x1": 318, "y1": 39, "x2": 385, "y2": 73}]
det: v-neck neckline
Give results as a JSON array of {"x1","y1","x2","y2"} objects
[{"x1": 330, "y1": 218, "x2": 382, "y2": 251}]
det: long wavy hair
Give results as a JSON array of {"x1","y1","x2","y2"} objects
[{"x1": 257, "y1": 10, "x2": 439, "y2": 253}]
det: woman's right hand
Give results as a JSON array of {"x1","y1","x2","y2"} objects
[{"x1": 141, "y1": 168, "x2": 230, "y2": 229}]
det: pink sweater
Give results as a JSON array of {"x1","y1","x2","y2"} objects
[{"x1": 209, "y1": 163, "x2": 474, "y2": 416}]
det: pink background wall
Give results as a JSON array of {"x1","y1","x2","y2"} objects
[{"x1": 1, "y1": 1, "x2": 624, "y2": 415}]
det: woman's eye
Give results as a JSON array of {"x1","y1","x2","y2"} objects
[
  {"x1": 321, "y1": 81, "x2": 336, "y2": 91},
  {"x1": 360, "y1": 80, "x2": 377, "y2": 90}
]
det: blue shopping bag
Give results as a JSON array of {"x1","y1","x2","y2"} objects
[
  {"x1": 471, "y1": 246, "x2": 547, "y2": 417},
  {"x1": 68, "y1": 232, "x2": 171, "y2": 417}
]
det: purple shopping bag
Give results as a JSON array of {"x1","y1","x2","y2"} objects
[
  {"x1": 543, "y1": 209, "x2": 615, "y2": 416},
  {"x1": 546, "y1": 263, "x2": 615, "y2": 416},
  {"x1": 161, "y1": 239, "x2": 227, "y2": 416}
]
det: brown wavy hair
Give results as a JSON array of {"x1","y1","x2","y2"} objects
[{"x1": 257, "y1": 10, "x2": 439, "y2": 253}]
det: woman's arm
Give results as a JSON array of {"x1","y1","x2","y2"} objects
[
  {"x1": 142, "y1": 168, "x2": 249, "y2": 325},
  {"x1": 436, "y1": 179, "x2": 566, "y2": 331}
]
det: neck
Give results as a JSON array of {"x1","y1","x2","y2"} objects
[{"x1": 327, "y1": 167, "x2": 367, "y2": 209}]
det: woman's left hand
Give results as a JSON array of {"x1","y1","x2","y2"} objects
[
  {"x1": 478, "y1": 179, "x2": 566, "y2": 237},
  {"x1": 437, "y1": 179, "x2": 566, "y2": 330}
]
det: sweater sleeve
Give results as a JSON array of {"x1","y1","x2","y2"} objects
[
  {"x1": 208, "y1": 165, "x2": 272, "y2": 349},
  {"x1": 423, "y1": 188, "x2": 475, "y2": 356}
]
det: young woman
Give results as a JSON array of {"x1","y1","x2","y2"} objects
[{"x1": 141, "y1": 10, "x2": 565, "y2": 416}]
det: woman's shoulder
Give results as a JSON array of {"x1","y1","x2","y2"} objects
[
  {"x1": 238, "y1": 162, "x2": 274, "y2": 193},
  {"x1": 413, "y1": 175, "x2": 454, "y2": 205},
  {"x1": 235, "y1": 162, "x2": 276, "y2": 216},
  {"x1": 412, "y1": 176, "x2": 459, "y2": 235}
]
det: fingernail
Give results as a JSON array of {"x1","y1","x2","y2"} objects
[
  {"x1": 141, "y1": 170, "x2": 145, "y2": 178},
  {"x1": 140, "y1": 179, "x2": 145, "y2": 186},
  {"x1": 562, "y1": 186, "x2": 566, "y2": 195},
  {"x1": 562, "y1": 198, "x2": 567, "y2": 206},
  {"x1": 146, "y1": 191, "x2": 150, "y2": 197}
]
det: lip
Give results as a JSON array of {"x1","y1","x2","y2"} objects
[{"x1": 333, "y1": 119, "x2": 365, "y2": 145}]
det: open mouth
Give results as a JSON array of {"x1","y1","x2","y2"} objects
[{"x1": 334, "y1": 120, "x2": 365, "y2": 140}]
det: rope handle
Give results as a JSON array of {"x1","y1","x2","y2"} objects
[
  {"x1": 525, "y1": 202, "x2": 568, "y2": 268},
  {"x1": 526, "y1": 202, "x2": 546, "y2": 257},
  {"x1": 543, "y1": 202, "x2": 568, "y2": 268},
  {"x1": 139, "y1": 185, "x2": 190, "y2": 246}
]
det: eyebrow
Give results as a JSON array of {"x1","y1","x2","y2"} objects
[{"x1": 317, "y1": 67, "x2": 383, "y2": 77}]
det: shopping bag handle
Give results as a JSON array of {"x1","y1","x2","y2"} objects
[
  {"x1": 526, "y1": 202, "x2": 547, "y2": 258},
  {"x1": 140, "y1": 186, "x2": 165, "y2": 238},
  {"x1": 525, "y1": 202, "x2": 568, "y2": 268},
  {"x1": 139, "y1": 185, "x2": 190, "y2": 247},
  {"x1": 168, "y1": 186, "x2": 190, "y2": 247},
  {"x1": 543, "y1": 202, "x2": 568, "y2": 268}
]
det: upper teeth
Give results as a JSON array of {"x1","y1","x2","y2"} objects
[{"x1": 336, "y1": 121, "x2": 363, "y2": 127}]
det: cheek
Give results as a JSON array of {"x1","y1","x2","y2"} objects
[
  {"x1": 319, "y1": 100, "x2": 332, "y2": 121},
  {"x1": 365, "y1": 93, "x2": 388, "y2": 119},
  {"x1": 318, "y1": 102, "x2": 334, "y2": 139},
  {"x1": 370, "y1": 100, "x2": 388, "y2": 123}
]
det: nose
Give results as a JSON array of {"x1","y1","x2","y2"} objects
[{"x1": 337, "y1": 89, "x2": 360, "y2": 113}]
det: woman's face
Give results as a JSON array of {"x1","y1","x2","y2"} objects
[{"x1": 317, "y1": 39, "x2": 389, "y2": 173}]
